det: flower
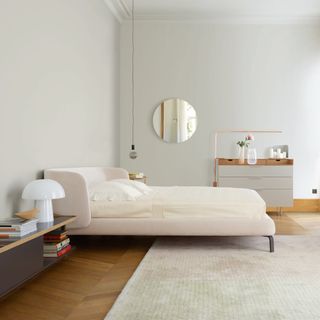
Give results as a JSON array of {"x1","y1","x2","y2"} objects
[
  {"x1": 245, "y1": 134, "x2": 255, "y2": 141},
  {"x1": 237, "y1": 134, "x2": 253, "y2": 148}
]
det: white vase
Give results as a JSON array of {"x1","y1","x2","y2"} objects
[
  {"x1": 247, "y1": 148, "x2": 257, "y2": 165},
  {"x1": 239, "y1": 147, "x2": 245, "y2": 164}
]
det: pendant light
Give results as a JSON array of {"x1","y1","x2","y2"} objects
[{"x1": 129, "y1": 0, "x2": 137, "y2": 159}]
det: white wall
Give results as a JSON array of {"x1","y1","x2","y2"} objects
[
  {"x1": 0, "y1": 0, "x2": 120, "y2": 217},
  {"x1": 120, "y1": 21, "x2": 320, "y2": 198}
]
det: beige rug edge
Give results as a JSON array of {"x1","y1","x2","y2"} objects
[{"x1": 105, "y1": 235, "x2": 320, "y2": 320}]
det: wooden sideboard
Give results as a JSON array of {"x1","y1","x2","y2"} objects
[{"x1": 215, "y1": 158, "x2": 294, "y2": 208}]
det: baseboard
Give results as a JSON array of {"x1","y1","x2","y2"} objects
[{"x1": 267, "y1": 199, "x2": 320, "y2": 213}]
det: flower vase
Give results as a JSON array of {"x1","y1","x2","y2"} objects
[
  {"x1": 247, "y1": 148, "x2": 257, "y2": 165},
  {"x1": 239, "y1": 147, "x2": 245, "y2": 164}
]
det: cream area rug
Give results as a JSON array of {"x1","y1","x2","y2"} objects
[{"x1": 105, "y1": 236, "x2": 320, "y2": 320}]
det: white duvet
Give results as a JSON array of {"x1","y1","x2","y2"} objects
[{"x1": 90, "y1": 186, "x2": 266, "y2": 220}]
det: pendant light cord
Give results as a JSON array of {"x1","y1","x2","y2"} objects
[{"x1": 131, "y1": 0, "x2": 135, "y2": 147}]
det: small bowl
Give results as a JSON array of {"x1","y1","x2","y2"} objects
[{"x1": 15, "y1": 208, "x2": 39, "y2": 220}]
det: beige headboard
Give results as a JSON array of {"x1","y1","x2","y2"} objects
[{"x1": 44, "y1": 167, "x2": 129, "y2": 229}]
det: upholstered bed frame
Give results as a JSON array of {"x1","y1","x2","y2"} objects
[{"x1": 44, "y1": 167, "x2": 276, "y2": 252}]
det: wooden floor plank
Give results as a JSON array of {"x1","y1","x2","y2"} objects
[{"x1": 0, "y1": 215, "x2": 319, "y2": 320}]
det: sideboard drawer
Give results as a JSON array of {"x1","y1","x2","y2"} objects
[
  {"x1": 219, "y1": 166, "x2": 293, "y2": 177},
  {"x1": 257, "y1": 189, "x2": 293, "y2": 207},
  {"x1": 219, "y1": 177, "x2": 292, "y2": 190},
  {"x1": 216, "y1": 159, "x2": 294, "y2": 208}
]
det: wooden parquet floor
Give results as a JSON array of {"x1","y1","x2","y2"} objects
[{"x1": 0, "y1": 213, "x2": 319, "y2": 320}]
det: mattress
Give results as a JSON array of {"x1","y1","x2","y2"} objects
[{"x1": 90, "y1": 186, "x2": 266, "y2": 219}]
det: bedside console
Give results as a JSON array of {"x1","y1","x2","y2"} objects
[
  {"x1": 216, "y1": 159, "x2": 293, "y2": 208},
  {"x1": 0, "y1": 216, "x2": 76, "y2": 298}
]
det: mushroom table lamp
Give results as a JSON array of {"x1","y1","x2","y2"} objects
[{"x1": 22, "y1": 179, "x2": 65, "y2": 223}]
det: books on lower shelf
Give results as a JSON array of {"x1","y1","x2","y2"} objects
[
  {"x1": 0, "y1": 218, "x2": 38, "y2": 238},
  {"x1": 43, "y1": 228, "x2": 72, "y2": 258}
]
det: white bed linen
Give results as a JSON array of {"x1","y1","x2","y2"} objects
[
  {"x1": 91, "y1": 193, "x2": 153, "y2": 218},
  {"x1": 90, "y1": 186, "x2": 266, "y2": 219}
]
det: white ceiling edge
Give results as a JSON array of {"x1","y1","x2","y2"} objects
[
  {"x1": 104, "y1": 0, "x2": 130, "y2": 22},
  {"x1": 104, "y1": 0, "x2": 320, "y2": 25},
  {"x1": 129, "y1": 15, "x2": 320, "y2": 25}
]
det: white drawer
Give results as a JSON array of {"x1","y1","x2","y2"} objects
[
  {"x1": 219, "y1": 165, "x2": 293, "y2": 177},
  {"x1": 257, "y1": 189, "x2": 293, "y2": 207},
  {"x1": 218, "y1": 177, "x2": 292, "y2": 190}
]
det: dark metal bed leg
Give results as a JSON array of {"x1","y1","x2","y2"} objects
[{"x1": 267, "y1": 236, "x2": 274, "y2": 253}]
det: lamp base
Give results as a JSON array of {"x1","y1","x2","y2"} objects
[{"x1": 35, "y1": 200, "x2": 54, "y2": 223}]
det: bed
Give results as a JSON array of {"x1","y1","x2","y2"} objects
[{"x1": 44, "y1": 167, "x2": 276, "y2": 252}]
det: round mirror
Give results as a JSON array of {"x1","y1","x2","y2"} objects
[{"x1": 152, "y1": 98, "x2": 197, "y2": 143}]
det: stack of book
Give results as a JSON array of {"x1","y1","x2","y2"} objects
[
  {"x1": 43, "y1": 229, "x2": 71, "y2": 258},
  {"x1": 0, "y1": 218, "x2": 38, "y2": 239}
]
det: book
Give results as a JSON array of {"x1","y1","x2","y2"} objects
[
  {"x1": 0, "y1": 228, "x2": 38, "y2": 238},
  {"x1": 44, "y1": 228, "x2": 68, "y2": 243},
  {"x1": 45, "y1": 228, "x2": 66, "y2": 236},
  {"x1": 0, "y1": 228, "x2": 18, "y2": 232},
  {"x1": 44, "y1": 238, "x2": 68, "y2": 244},
  {"x1": 43, "y1": 238, "x2": 70, "y2": 252},
  {"x1": 43, "y1": 244, "x2": 72, "y2": 258},
  {"x1": 44, "y1": 234, "x2": 67, "y2": 241},
  {"x1": 0, "y1": 218, "x2": 27, "y2": 227},
  {"x1": 0, "y1": 218, "x2": 38, "y2": 228},
  {"x1": 0, "y1": 218, "x2": 38, "y2": 235},
  {"x1": 44, "y1": 230, "x2": 67, "y2": 236},
  {"x1": 0, "y1": 224, "x2": 37, "y2": 233},
  {"x1": 0, "y1": 234, "x2": 22, "y2": 239},
  {"x1": 0, "y1": 226, "x2": 37, "y2": 236}
]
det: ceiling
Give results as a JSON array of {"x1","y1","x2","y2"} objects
[{"x1": 105, "y1": 0, "x2": 320, "y2": 22}]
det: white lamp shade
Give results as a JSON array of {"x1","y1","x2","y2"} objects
[{"x1": 22, "y1": 179, "x2": 65, "y2": 200}]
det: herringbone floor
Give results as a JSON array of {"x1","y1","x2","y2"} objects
[{"x1": 0, "y1": 212, "x2": 319, "y2": 320}]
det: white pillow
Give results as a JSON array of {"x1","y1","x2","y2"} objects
[
  {"x1": 112, "y1": 179, "x2": 153, "y2": 195},
  {"x1": 89, "y1": 181, "x2": 143, "y2": 201}
]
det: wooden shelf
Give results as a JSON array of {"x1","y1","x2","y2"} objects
[
  {"x1": 0, "y1": 216, "x2": 76, "y2": 254},
  {"x1": 0, "y1": 215, "x2": 76, "y2": 298},
  {"x1": 217, "y1": 158, "x2": 294, "y2": 166}
]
